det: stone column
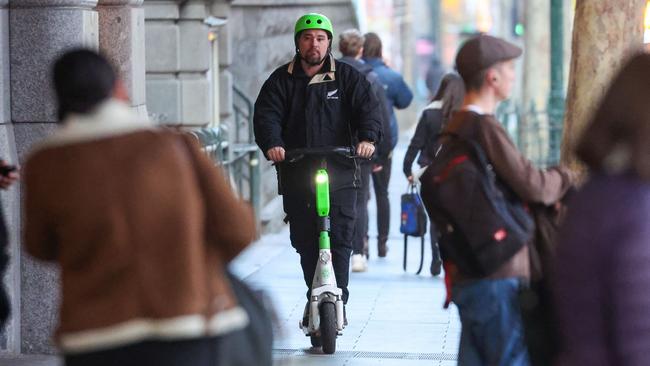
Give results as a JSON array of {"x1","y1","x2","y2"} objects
[
  {"x1": 523, "y1": 0, "x2": 550, "y2": 112},
  {"x1": 144, "y1": 0, "x2": 211, "y2": 126},
  {"x1": 521, "y1": 0, "x2": 550, "y2": 161},
  {"x1": 97, "y1": 0, "x2": 147, "y2": 117},
  {"x1": 0, "y1": 0, "x2": 18, "y2": 354},
  {"x1": 9, "y1": 0, "x2": 99, "y2": 354},
  {"x1": 210, "y1": 1, "x2": 232, "y2": 127}
]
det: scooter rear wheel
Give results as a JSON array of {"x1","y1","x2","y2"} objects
[{"x1": 320, "y1": 302, "x2": 337, "y2": 354}]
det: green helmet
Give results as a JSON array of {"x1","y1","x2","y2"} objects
[{"x1": 294, "y1": 13, "x2": 333, "y2": 39}]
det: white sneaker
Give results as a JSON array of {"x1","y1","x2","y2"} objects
[{"x1": 351, "y1": 254, "x2": 368, "y2": 272}]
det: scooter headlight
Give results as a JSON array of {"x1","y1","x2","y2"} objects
[{"x1": 316, "y1": 171, "x2": 328, "y2": 184}]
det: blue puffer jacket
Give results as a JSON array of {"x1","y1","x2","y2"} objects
[{"x1": 364, "y1": 57, "x2": 414, "y2": 149}]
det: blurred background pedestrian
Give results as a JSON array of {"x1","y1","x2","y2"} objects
[
  {"x1": 553, "y1": 52, "x2": 650, "y2": 366},
  {"x1": 403, "y1": 72, "x2": 464, "y2": 276}
]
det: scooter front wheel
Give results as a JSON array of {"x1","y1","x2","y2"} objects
[
  {"x1": 310, "y1": 334, "x2": 322, "y2": 347},
  {"x1": 320, "y1": 302, "x2": 337, "y2": 354}
]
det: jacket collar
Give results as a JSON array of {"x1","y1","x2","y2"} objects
[
  {"x1": 287, "y1": 54, "x2": 337, "y2": 85},
  {"x1": 37, "y1": 99, "x2": 152, "y2": 149},
  {"x1": 364, "y1": 57, "x2": 385, "y2": 68},
  {"x1": 462, "y1": 104, "x2": 486, "y2": 115},
  {"x1": 339, "y1": 56, "x2": 358, "y2": 65},
  {"x1": 340, "y1": 56, "x2": 372, "y2": 74},
  {"x1": 424, "y1": 100, "x2": 443, "y2": 110}
]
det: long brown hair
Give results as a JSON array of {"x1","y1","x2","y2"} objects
[
  {"x1": 432, "y1": 73, "x2": 465, "y2": 126},
  {"x1": 362, "y1": 32, "x2": 382, "y2": 59},
  {"x1": 576, "y1": 52, "x2": 650, "y2": 181}
]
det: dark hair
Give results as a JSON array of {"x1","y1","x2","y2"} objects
[
  {"x1": 462, "y1": 68, "x2": 488, "y2": 91},
  {"x1": 52, "y1": 49, "x2": 117, "y2": 121},
  {"x1": 576, "y1": 52, "x2": 650, "y2": 181},
  {"x1": 294, "y1": 30, "x2": 333, "y2": 55},
  {"x1": 432, "y1": 73, "x2": 465, "y2": 125},
  {"x1": 362, "y1": 32, "x2": 382, "y2": 59}
]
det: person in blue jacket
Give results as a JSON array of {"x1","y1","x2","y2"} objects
[{"x1": 363, "y1": 32, "x2": 413, "y2": 257}]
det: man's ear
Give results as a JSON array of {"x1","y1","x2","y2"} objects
[
  {"x1": 485, "y1": 68, "x2": 499, "y2": 85},
  {"x1": 112, "y1": 79, "x2": 130, "y2": 102}
]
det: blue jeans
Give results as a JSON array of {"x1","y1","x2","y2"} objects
[{"x1": 452, "y1": 278, "x2": 530, "y2": 366}]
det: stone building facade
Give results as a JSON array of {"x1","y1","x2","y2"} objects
[{"x1": 0, "y1": 0, "x2": 357, "y2": 358}]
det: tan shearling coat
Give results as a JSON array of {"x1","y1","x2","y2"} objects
[{"x1": 23, "y1": 100, "x2": 256, "y2": 353}]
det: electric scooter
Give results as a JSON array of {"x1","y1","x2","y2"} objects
[{"x1": 283, "y1": 146, "x2": 357, "y2": 355}]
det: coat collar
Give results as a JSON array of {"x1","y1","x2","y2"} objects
[
  {"x1": 37, "y1": 99, "x2": 153, "y2": 149},
  {"x1": 424, "y1": 100, "x2": 443, "y2": 110},
  {"x1": 287, "y1": 54, "x2": 337, "y2": 85},
  {"x1": 364, "y1": 57, "x2": 385, "y2": 68}
]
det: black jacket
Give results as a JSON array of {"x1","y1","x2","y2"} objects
[
  {"x1": 403, "y1": 101, "x2": 444, "y2": 177},
  {"x1": 339, "y1": 56, "x2": 392, "y2": 165},
  {"x1": 254, "y1": 55, "x2": 383, "y2": 194}
]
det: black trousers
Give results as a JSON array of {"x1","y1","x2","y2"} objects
[
  {"x1": 65, "y1": 337, "x2": 221, "y2": 366},
  {"x1": 353, "y1": 162, "x2": 372, "y2": 255},
  {"x1": 430, "y1": 222, "x2": 441, "y2": 264},
  {"x1": 284, "y1": 189, "x2": 357, "y2": 304},
  {"x1": 371, "y1": 156, "x2": 392, "y2": 244}
]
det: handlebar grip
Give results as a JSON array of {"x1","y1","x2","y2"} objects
[{"x1": 284, "y1": 146, "x2": 356, "y2": 162}]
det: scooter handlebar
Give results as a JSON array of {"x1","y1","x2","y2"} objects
[{"x1": 284, "y1": 146, "x2": 357, "y2": 163}]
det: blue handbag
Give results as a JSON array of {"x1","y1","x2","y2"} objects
[
  {"x1": 400, "y1": 183, "x2": 427, "y2": 237},
  {"x1": 400, "y1": 183, "x2": 427, "y2": 274}
]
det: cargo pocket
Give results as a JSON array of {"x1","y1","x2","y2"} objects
[
  {"x1": 330, "y1": 205, "x2": 356, "y2": 250},
  {"x1": 284, "y1": 197, "x2": 317, "y2": 250}
]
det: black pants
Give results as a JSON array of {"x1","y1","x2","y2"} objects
[
  {"x1": 353, "y1": 162, "x2": 371, "y2": 255},
  {"x1": 371, "y1": 156, "x2": 392, "y2": 244},
  {"x1": 284, "y1": 189, "x2": 356, "y2": 304},
  {"x1": 65, "y1": 337, "x2": 221, "y2": 366},
  {"x1": 430, "y1": 222, "x2": 441, "y2": 264}
]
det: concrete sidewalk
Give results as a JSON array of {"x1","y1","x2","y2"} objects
[{"x1": 240, "y1": 230, "x2": 461, "y2": 366}]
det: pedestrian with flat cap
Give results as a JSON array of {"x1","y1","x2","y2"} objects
[{"x1": 436, "y1": 34, "x2": 575, "y2": 365}]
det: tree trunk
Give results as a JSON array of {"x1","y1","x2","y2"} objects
[{"x1": 561, "y1": 0, "x2": 646, "y2": 170}]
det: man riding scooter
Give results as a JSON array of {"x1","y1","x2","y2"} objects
[{"x1": 253, "y1": 13, "x2": 383, "y2": 343}]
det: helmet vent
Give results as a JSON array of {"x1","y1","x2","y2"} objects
[
  {"x1": 317, "y1": 20, "x2": 322, "y2": 24},
  {"x1": 306, "y1": 20, "x2": 311, "y2": 24}
]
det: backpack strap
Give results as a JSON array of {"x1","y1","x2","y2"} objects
[{"x1": 435, "y1": 132, "x2": 493, "y2": 177}]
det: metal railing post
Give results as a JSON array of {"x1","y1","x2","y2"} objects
[{"x1": 548, "y1": 0, "x2": 565, "y2": 165}]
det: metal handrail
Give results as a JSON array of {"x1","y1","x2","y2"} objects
[{"x1": 188, "y1": 84, "x2": 261, "y2": 226}]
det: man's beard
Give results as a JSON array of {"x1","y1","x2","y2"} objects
[{"x1": 303, "y1": 50, "x2": 325, "y2": 66}]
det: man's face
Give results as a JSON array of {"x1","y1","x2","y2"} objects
[
  {"x1": 491, "y1": 59, "x2": 516, "y2": 100},
  {"x1": 298, "y1": 29, "x2": 330, "y2": 66}
]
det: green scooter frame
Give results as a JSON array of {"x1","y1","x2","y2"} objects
[
  {"x1": 302, "y1": 167, "x2": 345, "y2": 354},
  {"x1": 284, "y1": 147, "x2": 353, "y2": 355}
]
